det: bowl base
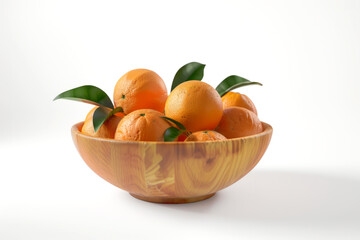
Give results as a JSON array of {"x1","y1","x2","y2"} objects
[{"x1": 130, "y1": 193, "x2": 216, "y2": 204}]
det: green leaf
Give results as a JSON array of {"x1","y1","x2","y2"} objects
[
  {"x1": 215, "y1": 75, "x2": 263, "y2": 97},
  {"x1": 93, "y1": 106, "x2": 123, "y2": 132},
  {"x1": 163, "y1": 127, "x2": 184, "y2": 142},
  {"x1": 171, "y1": 62, "x2": 206, "y2": 91},
  {"x1": 54, "y1": 85, "x2": 114, "y2": 109},
  {"x1": 161, "y1": 116, "x2": 186, "y2": 131}
]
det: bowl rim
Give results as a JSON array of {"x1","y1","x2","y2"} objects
[{"x1": 72, "y1": 121, "x2": 273, "y2": 145}]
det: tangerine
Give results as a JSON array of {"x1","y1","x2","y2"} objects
[
  {"x1": 114, "y1": 109, "x2": 171, "y2": 141},
  {"x1": 221, "y1": 92, "x2": 257, "y2": 115},
  {"x1": 113, "y1": 69, "x2": 168, "y2": 114},
  {"x1": 184, "y1": 130, "x2": 226, "y2": 142},
  {"x1": 165, "y1": 81, "x2": 223, "y2": 132},
  {"x1": 216, "y1": 107, "x2": 263, "y2": 138},
  {"x1": 81, "y1": 107, "x2": 122, "y2": 138}
]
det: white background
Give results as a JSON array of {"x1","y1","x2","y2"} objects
[{"x1": 1, "y1": 0, "x2": 360, "y2": 239}]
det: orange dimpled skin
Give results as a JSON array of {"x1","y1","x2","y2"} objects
[
  {"x1": 113, "y1": 69, "x2": 168, "y2": 114},
  {"x1": 184, "y1": 131, "x2": 226, "y2": 142},
  {"x1": 114, "y1": 109, "x2": 171, "y2": 141},
  {"x1": 81, "y1": 107, "x2": 122, "y2": 138},
  {"x1": 165, "y1": 81, "x2": 223, "y2": 132},
  {"x1": 221, "y1": 92, "x2": 258, "y2": 115},
  {"x1": 216, "y1": 107, "x2": 263, "y2": 138}
]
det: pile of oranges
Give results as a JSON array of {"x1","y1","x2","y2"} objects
[{"x1": 74, "y1": 67, "x2": 263, "y2": 142}]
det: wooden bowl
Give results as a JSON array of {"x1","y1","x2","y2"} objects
[{"x1": 71, "y1": 122, "x2": 272, "y2": 204}]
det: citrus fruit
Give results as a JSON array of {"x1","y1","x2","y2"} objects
[
  {"x1": 113, "y1": 69, "x2": 168, "y2": 114},
  {"x1": 165, "y1": 81, "x2": 223, "y2": 132},
  {"x1": 114, "y1": 109, "x2": 171, "y2": 141},
  {"x1": 81, "y1": 107, "x2": 122, "y2": 138},
  {"x1": 221, "y1": 92, "x2": 257, "y2": 115},
  {"x1": 184, "y1": 130, "x2": 226, "y2": 142},
  {"x1": 216, "y1": 107, "x2": 263, "y2": 138}
]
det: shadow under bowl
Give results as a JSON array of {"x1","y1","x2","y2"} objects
[{"x1": 71, "y1": 122, "x2": 272, "y2": 204}]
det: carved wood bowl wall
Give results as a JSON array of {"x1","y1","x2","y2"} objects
[{"x1": 71, "y1": 122, "x2": 272, "y2": 204}]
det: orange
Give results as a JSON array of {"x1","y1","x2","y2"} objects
[
  {"x1": 216, "y1": 107, "x2": 263, "y2": 138},
  {"x1": 221, "y1": 92, "x2": 258, "y2": 115},
  {"x1": 165, "y1": 81, "x2": 223, "y2": 132},
  {"x1": 184, "y1": 130, "x2": 226, "y2": 142},
  {"x1": 113, "y1": 69, "x2": 168, "y2": 114},
  {"x1": 114, "y1": 109, "x2": 171, "y2": 141},
  {"x1": 81, "y1": 107, "x2": 122, "y2": 138}
]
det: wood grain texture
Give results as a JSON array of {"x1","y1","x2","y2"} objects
[{"x1": 71, "y1": 122, "x2": 272, "y2": 203}]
